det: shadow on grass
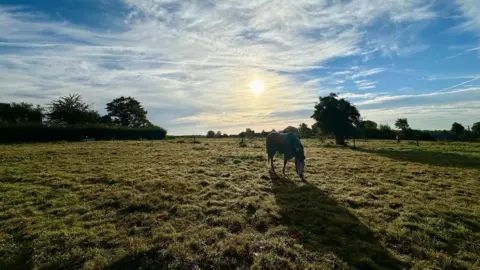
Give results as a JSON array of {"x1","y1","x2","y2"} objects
[
  {"x1": 271, "y1": 175, "x2": 405, "y2": 269},
  {"x1": 104, "y1": 249, "x2": 167, "y2": 270},
  {"x1": 355, "y1": 148, "x2": 480, "y2": 169}
]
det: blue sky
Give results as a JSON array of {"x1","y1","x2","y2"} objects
[{"x1": 1, "y1": 0, "x2": 479, "y2": 135}]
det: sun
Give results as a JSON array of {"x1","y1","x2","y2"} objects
[{"x1": 250, "y1": 79, "x2": 264, "y2": 95}]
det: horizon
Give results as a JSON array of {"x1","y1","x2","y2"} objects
[{"x1": 1, "y1": 1, "x2": 479, "y2": 136}]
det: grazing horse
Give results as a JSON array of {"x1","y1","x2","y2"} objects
[{"x1": 266, "y1": 132, "x2": 305, "y2": 179}]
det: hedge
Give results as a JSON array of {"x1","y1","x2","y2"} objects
[{"x1": 0, "y1": 124, "x2": 167, "y2": 143}]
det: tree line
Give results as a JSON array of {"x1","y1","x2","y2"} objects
[
  {"x1": 0, "y1": 94, "x2": 167, "y2": 143},
  {"x1": 206, "y1": 93, "x2": 479, "y2": 145}
]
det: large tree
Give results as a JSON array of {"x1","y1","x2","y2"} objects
[
  {"x1": 362, "y1": 120, "x2": 378, "y2": 130},
  {"x1": 311, "y1": 123, "x2": 321, "y2": 135},
  {"x1": 46, "y1": 94, "x2": 100, "y2": 126},
  {"x1": 395, "y1": 118, "x2": 410, "y2": 131},
  {"x1": 451, "y1": 122, "x2": 465, "y2": 137},
  {"x1": 472, "y1": 122, "x2": 480, "y2": 135},
  {"x1": 1, "y1": 102, "x2": 43, "y2": 123},
  {"x1": 311, "y1": 93, "x2": 361, "y2": 145},
  {"x1": 298, "y1": 123, "x2": 312, "y2": 138},
  {"x1": 106, "y1": 96, "x2": 150, "y2": 128},
  {"x1": 283, "y1": 126, "x2": 299, "y2": 134},
  {"x1": 379, "y1": 123, "x2": 392, "y2": 132},
  {"x1": 206, "y1": 130, "x2": 215, "y2": 138}
]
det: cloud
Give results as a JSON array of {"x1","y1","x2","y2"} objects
[
  {"x1": 332, "y1": 70, "x2": 352, "y2": 76},
  {"x1": 354, "y1": 79, "x2": 377, "y2": 90},
  {"x1": 356, "y1": 87, "x2": 480, "y2": 109},
  {"x1": 455, "y1": 0, "x2": 480, "y2": 36},
  {"x1": 446, "y1": 46, "x2": 480, "y2": 59},
  {"x1": 339, "y1": 93, "x2": 378, "y2": 99},
  {"x1": 349, "y1": 68, "x2": 385, "y2": 79},
  {"x1": 0, "y1": 1, "x2": 446, "y2": 134},
  {"x1": 355, "y1": 87, "x2": 480, "y2": 129},
  {"x1": 361, "y1": 101, "x2": 480, "y2": 130}
]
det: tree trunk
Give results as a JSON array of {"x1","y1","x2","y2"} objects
[{"x1": 335, "y1": 134, "x2": 345, "y2": 145}]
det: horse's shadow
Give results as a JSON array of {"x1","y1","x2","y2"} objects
[{"x1": 270, "y1": 172, "x2": 404, "y2": 269}]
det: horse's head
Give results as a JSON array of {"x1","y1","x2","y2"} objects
[{"x1": 295, "y1": 148, "x2": 305, "y2": 179}]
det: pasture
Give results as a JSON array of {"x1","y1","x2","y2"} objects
[{"x1": 0, "y1": 139, "x2": 479, "y2": 269}]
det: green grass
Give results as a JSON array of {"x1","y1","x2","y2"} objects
[{"x1": 0, "y1": 139, "x2": 479, "y2": 269}]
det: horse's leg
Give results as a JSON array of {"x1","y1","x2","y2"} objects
[
  {"x1": 282, "y1": 160, "x2": 287, "y2": 176},
  {"x1": 270, "y1": 156, "x2": 275, "y2": 173}
]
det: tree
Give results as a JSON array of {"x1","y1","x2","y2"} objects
[
  {"x1": 298, "y1": 123, "x2": 312, "y2": 138},
  {"x1": 261, "y1": 130, "x2": 269, "y2": 137},
  {"x1": 100, "y1": 115, "x2": 113, "y2": 125},
  {"x1": 1, "y1": 102, "x2": 43, "y2": 123},
  {"x1": 245, "y1": 128, "x2": 255, "y2": 137},
  {"x1": 451, "y1": 122, "x2": 465, "y2": 137},
  {"x1": 395, "y1": 118, "x2": 410, "y2": 131},
  {"x1": 106, "y1": 96, "x2": 150, "y2": 128},
  {"x1": 472, "y1": 122, "x2": 480, "y2": 135},
  {"x1": 206, "y1": 130, "x2": 215, "y2": 138},
  {"x1": 283, "y1": 126, "x2": 299, "y2": 134},
  {"x1": 362, "y1": 120, "x2": 378, "y2": 130},
  {"x1": 215, "y1": 131, "x2": 222, "y2": 138},
  {"x1": 311, "y1": 123, "x2": 320, "y2": 135},
  {"x1": 46, "y1": 94, "x2": 100, "y2": 126},
  {"x1": 311, "y1": 93, "x2": 361, "y2": 145},
  {"x1": 379, "y1": 123, "x2": 392, "y2": 132}
]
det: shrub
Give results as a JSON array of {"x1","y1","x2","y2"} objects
[{"x1": 0, "y1": 123, "x2": 167, "y2": 143}]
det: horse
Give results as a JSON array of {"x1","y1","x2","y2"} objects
[{"x1": 266, "y1": 132, "x2": 305, "y2": 179}]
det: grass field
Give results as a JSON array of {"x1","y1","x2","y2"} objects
[{"x1": 1, "y1": 138, "x2": 479, "y2": 269}]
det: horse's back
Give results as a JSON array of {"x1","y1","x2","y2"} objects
[{"x1": 266, "y1": 132, "x2": 294, "y2": 159}]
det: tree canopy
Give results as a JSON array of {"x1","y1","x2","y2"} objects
[
  {"x1": 311, "y1": 93, "x2": 361, "y2": 145},
  {"x1": 0, "y1": 102, "x2": 43, "y2": 124},
  {"x1": 106, "y1": 96, "x2": 150, "y2": 128},
  {"x1": 379, "y1": 124, "x2": 392, "y2": 132},
  {"x1": 395, "y1": 118, "x2": 410, "y2": 131},
  {"x1": 206, "y1": 130, "x2": 215, "y2": 138},
  {"x1": 451, "y1": 122, "x2": 465, "y2": 136},
  {"x1": 298, "y1": 123, "x2": 313, "y2": 138},
  {"x1": 472, "y1": 122, "x2": 480, "y2": 135},
  {"x1": 46, "y1": 94, "x2": 100, "y2": 126},
  {"x1": 362, "y1": 120, "x2": 378, "y2": 130},
  {"x1": 283, "y1": 126, "x2": 299, "y2": 134}
]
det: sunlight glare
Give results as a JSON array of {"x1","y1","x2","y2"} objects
[{"x1": 250, "y1": 79, "x2": 264, "y2": 95}]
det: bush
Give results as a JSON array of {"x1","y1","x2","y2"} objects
[{"x1": 0, "y1": 123, "x2": 167, "y2": 143}]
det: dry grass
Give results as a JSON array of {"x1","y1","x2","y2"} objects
[{"x1": 0, "y1": 138, "x2": 479, "y2": 269}]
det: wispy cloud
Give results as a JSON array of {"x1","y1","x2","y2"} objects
[
  {"x1": 349, "y1": 68, "x2": 385, "y2": 79},
  {"x1": 454, "y1": 0, "x2": 480, "y2": 36},
  {"x1": 2, "y1": 1, "x2": 478, "y2": 134},
  {"x1": 354, "y1": 80, "x2": 377, "y2": 90},
  {"x1": 332, "y1": 70, "x2": 352, "y2": 76},
  {"x1": 339, "y1": 93, "x2": 378, "y2": 99},
  {"x1": 356, "y1": 87, "x2": 480, "y2": 108}
]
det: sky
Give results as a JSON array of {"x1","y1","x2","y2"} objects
[{"x1": 1, "y1": 0, "x2": 479, "y2": 135}]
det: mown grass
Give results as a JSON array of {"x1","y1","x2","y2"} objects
[{"x1": 0, "y1": 139, "x2": 479, "y2": 269}]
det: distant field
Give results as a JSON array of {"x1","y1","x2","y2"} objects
[{"x1": 1, "y1": 139, "x2": 479, "y2": 269}]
